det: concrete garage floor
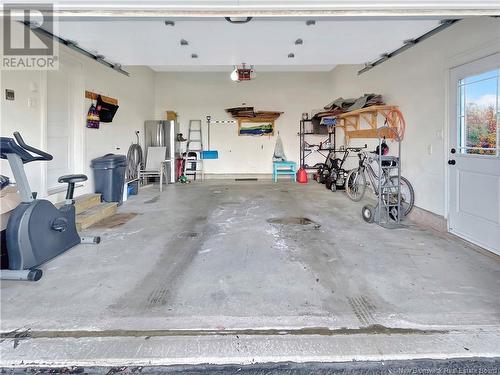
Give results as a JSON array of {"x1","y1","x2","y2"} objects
[{"x1": 1, "y1": 181, "x2": 500, "y2": 367}]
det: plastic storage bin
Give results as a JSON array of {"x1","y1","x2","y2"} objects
[{"x1": 90, "y1": 154, "x2": 127, "y2": 205}]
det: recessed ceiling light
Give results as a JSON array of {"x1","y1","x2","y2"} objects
[
  {"x1": 225, "y1": 17, "x2": 253, "y2": 24},
  {"x1": 295, "y1": 38, "x2": 303, "y2": 45},
  {"x1": 288, "y1": 53, "x2": 295, "y2": 58},
  {"x1": 191, "y1": 53, "x2": 198, "y2": 59},
  {"x1": 164, "y1": 20, "x2": 175, "y2": 27},
  {"x1": 180, "y1": 39, "x2": 189, "y2": 46}
]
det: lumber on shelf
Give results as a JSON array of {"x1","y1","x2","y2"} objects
[{"x1": 345, "y1": 127, "x2": 398, "y2": 139}]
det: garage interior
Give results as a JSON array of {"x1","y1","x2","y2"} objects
[{"x1": 1, "y1": 1, "x2": 500, "y2": 370}]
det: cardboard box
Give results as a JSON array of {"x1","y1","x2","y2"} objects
[{"x1": 165, "y1": 111, "x2": 177, "y2": 121}]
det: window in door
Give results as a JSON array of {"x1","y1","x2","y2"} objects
[{"x1": 458, "y1": 68, "x2": 499, "y2": 156}]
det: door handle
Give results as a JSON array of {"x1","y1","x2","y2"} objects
[{"x1": 448, "y1": 159, "x2": 456, "y2": 165}]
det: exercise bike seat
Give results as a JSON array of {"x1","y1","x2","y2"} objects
[{"x1": 58, "y1": 174, "x2": 88, "y2": 184}]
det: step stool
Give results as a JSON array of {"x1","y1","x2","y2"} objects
[{"x1": 273, "y1": 161, "x2": 297, "y2": 182}]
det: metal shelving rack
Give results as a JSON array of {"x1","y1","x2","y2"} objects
[{"x1": 299, "y1": 119, "x2": 336, "y2": 170}]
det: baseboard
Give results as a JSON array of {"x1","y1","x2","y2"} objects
[
  {"x1": 407, "y1": 206, "x2": 447, "y2": 233},
  {"x1": 204, "y1": 173, "x2": 273, "y2": 180}
]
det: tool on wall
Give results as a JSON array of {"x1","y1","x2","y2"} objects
[{"x1": 202, "y1": 116, "x2": 220, "y2": 160}]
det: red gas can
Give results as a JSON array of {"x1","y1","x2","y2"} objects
[{"x1": 297, "y1": 168, "x2": 308, "y2": 184}]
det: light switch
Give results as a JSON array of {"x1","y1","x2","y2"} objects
[{"x1": 427, "y1": 144, "x2": 433, "y2": 155}]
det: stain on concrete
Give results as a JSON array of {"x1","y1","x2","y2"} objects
[
  {"x1": 147, "y1": 287, "x2": 170, "y2": 307},
  {"x1": 267, "y1": 217, "x2": 319, "y2": 227},
  {"x1": 177, "y1": 231, "x2": 199, "y2": 239},
  {"x1": 144, "y1": 195, "x2": 160, "y2": 204},
  {"x1": 92, "y1": 213, "x2": 138, "y2": 228}
]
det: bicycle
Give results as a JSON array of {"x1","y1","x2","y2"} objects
[{"x1": 344, "y1": 150, "x2": 415, "y2": 217}]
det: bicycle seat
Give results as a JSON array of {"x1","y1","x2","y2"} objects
[{"x1": 58, "y1": 174, "x2": 88, "y2": 184}]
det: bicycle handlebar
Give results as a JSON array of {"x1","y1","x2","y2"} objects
[{"x1": 13, "y1": 132, "x2": 53, "y2": 161}]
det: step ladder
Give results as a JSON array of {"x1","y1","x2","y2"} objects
[{"x1": 183, "y1": 119, "x2": 204, "y2": 181}]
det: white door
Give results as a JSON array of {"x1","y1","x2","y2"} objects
[
  {"x1": 46, "y1": 55, "x2": 83, "y2": 192},
  {"x1": 448, "y1": 53, "x2": 500, "y2": 255}
]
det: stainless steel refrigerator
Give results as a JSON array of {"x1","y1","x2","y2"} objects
[{"x1": 144, "y1": 120, "x2": 181, "y2": 183}]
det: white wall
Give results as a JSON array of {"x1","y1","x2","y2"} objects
[
  {"x1": 327, "y1": 17, "x2": 500, "y2": 217},
  {"x1": 154, "y1": 72, "x2": 332, "y2": 174},
  {"x1": 1, "y1": 45, "x2": 155, "y2": 201}
]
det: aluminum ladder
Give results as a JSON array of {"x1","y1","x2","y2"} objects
[{"x1": 183, "y1": 119, "x2": 204, "y2": 180}]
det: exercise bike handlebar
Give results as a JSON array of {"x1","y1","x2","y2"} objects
[{"x1": 13, "y1": 132, "x2": 53, "y2": 161}]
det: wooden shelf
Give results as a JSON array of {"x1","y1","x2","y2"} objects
[
  {"x1": 85, "y1": 90, "x2": 118, "y2": 105},
  {"x1": 320, "y1": 105, "x2": 403, "y2": 142},
  {"x1": 346, "y1": 127, "x2": 398, "y2": 139}
]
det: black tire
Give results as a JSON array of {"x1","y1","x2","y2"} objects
[
  {"x1": 345, "y1": 169, "x2": 366, "y2": 202},
  {"x1": 325, "y1": 176, "x2": 333, "y2": 190},
  {"x1": 389, "y1": 176, "x2": 415, "y2": 216},
  {"x1": 362, "y1": 205, "x2": 375, "y2": 223}
]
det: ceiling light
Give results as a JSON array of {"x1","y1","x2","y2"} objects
[
  {"x1": 295, "y1": 38, "x2": 303, "y2": 45},
  {"x1": 191, "y1": 53, "x2": 198, "y2": 59},
  {"x1": 164, "y1": 20, "x2": 175, "y2": 27},
  {"x1": 225, "y1": 17, "x2": 253, "y2": 24},
  {"x1": 288, "y1": 53, "x2": 295, "y2": 58},
  {"x1": 306, "y1": 20, "x2": 316, "y2": 26},
  {"x1": 180, "y1": 39, "x2": 189, "y2": 46}
]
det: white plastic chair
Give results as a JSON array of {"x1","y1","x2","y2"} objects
[{"x1": 139, "y1": 146, "x2": 167, "y2": 191}]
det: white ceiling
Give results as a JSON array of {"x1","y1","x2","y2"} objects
[{"x1": 56, "y1": 18, "x2": 443, "y2": 71}]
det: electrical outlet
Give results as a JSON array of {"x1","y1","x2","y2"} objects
[{"x1": 27, "y1": 97, "x2": 37, "y2": 108}]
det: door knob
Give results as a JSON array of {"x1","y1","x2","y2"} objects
[
  {"x1": 448, "y1": 160, "x2": 456, "y2": 165},
  {"x1": 450, "y1": 148, "x2": 456, "y2": 154}
]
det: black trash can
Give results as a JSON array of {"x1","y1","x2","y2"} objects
[{"x1": 91, "y1": 154, "x2": 127, "y2": 205}]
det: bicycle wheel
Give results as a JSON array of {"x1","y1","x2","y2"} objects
[
  {"x1": 389, "y1": 176, "x2": 415, "y2": 216},
  {"x1": 345, "y1": 169, "x2": 366, "y2": 202}
]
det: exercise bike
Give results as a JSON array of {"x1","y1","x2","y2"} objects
[{"x1": 0, "y1": 132, "x2": 100, "y2": 281}]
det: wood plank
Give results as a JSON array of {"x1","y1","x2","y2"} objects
[
  {"x1": 55, "y1": 193, "x2": 102, "y2": 214},
  {"x1": 76, "y1": 202, "x2": 118, "y2": 231},
  {"x1": 346, "y1": 127, "x2": 399, "y2": 139},
  {"x1": 335, "y1": 105, "x2": 398, "y2": 119},
  {"x1": 85, "y1": 90, "x2": 118, "y2": 105}
]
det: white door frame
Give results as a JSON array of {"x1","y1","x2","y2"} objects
[
  {"x1": 444, "y1": 41, "x2": 500, "y2": 219},
  {"x1": 41, "y1": 49, "x2": 85, "y2": 197}
]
